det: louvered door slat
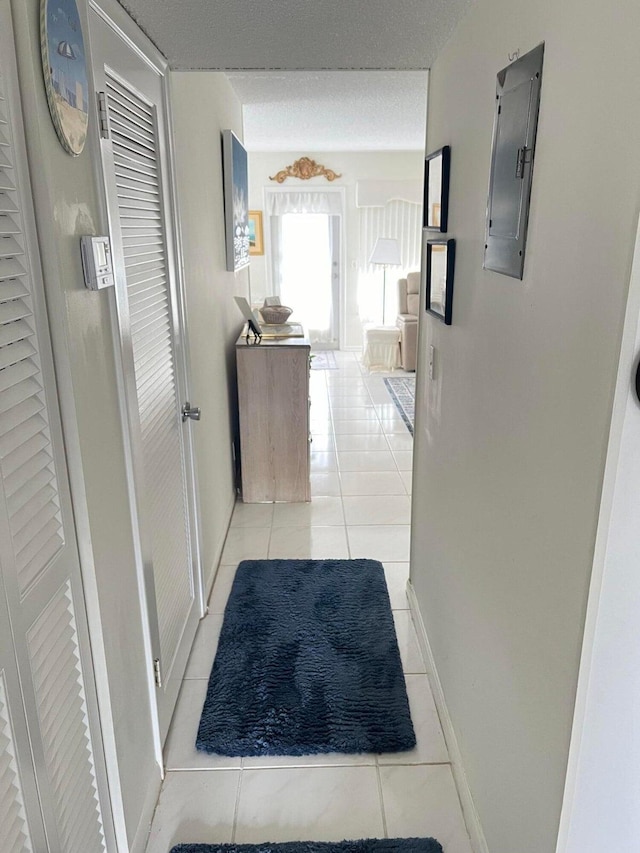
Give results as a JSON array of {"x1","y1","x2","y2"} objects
[
  {"x1": 13, "y1": 501, "x2": 59, "y2": 555},
  {"x1": 0, "y1": 359, "x2": 39, "y2": 394},
  {"x1": 119, "y1": 188, "x2": 160, "y2": 206},
  {"x1": 110, "y1": 120, "x2": 156, "y2": 154},
  {"x1": 106, "y1": 72, "x2": 193, "y2": 673},
  {"x1": 0, "y1": 420, "x2": 49, "y2": 471},
  {"x1": 126, "y1": 266, "x2": 166, "y2": 288},
  {"x1": 106, "y1": 87, "x2": 154, "y2": 124},
  {"x1": 133, "y1": 332, "x2": 172, "y2": 376},
  {"x1": 0, "y1": 339, "x2": 36, "y2": 371},
  {"x1": 0, "y1": 82, "x2": 64, "y2": 595},
  {"x1": 27, "y1": 583, "x2": 105, "y2": 853},
  {"x1": 0, "y1": 674, "x2": 33, "y2": 853},
  {"x1": 106, "y1": 93, "x2": 153, "y2": 132},
  {"x1": 16, "y1": 516, "x2": 61, "y2": 571},
  {"x1": 0, "y1": 318, "x2": 33, "y2": 349},
  {"x1": 0, "y1": 397, "x2": 45, "y2": 437},
  {"x1": 113, "y1": 147, "x2": 158, "y2": 178},
  {"x1": 0, "y1": 168, "x2": 16, "y2": 191},
  {"x1": 0, "y1": 278, "x2": 29, "y2": 300},
  {"x1": 0, "y1": 235, "x2": 22, "y2": 257},
  {"x1": 130, "y1": 314, "x2": 171, "y2": 351},
  {"x1": 0, "y1": 214, "x2": 21, "y2": 234},
  {"x1": 0, "y1": 296, "x2": 29, "y2": 321},
  {"x1": 11, "y1": 482, "x2": 57, "y2": 535},
  {"x1": 107, "y1": 77, "x2": 153, "y2": 118},
  {"x1": 0, "y1": 195, "x2": 18, "y2": 214},
  {"x1": 127, "y1": 278, "x2": 167, "y2": 307},
  {"x1": 0, "y1": 256, "x2": 27, "y2": 278},
  {"x1": 0, "y1": 368, "x2": 42, "y2": 414},
  {"x1": 114, "y1": 163, "x2": 158, "y2": 189},
  {"x1": 7, "y1": 467, "x2": 55, "y2": 517},
  {"x1": 4, "y1": 448, "x2": 54, "y2": 498},
  {"x1": 131, "y1": 302, "x2": 171, "y2": 333}
]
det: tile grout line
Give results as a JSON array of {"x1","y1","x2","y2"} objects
[
  {"x1": 230, "y1": 764, "x2": 244, "y2": 843},
  {"x1": 375, "y1": 762, "x2": 389, "y2": 838}
]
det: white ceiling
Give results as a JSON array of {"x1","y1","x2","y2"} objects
[
  {"x1": 226, "y1": 71, "x2": 428, "y2": 151},
  {"x1": 116, "y1": 0, "x2": 473, "y2": 70},
  {"x1": 117, "y1": 0, "x2": 471, "y2": 151}
]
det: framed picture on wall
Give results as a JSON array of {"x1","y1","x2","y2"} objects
[
  {"x1": 222, "y1": 129, "x2": 250, "y2": 272},
  {"x1": 424, "y1": 236, "x2": 456, "y2": 325},
  {"x1": 248, "y1": 210, "x2": 264, "y2": 255},
  {"x1": 423, "y1": 146, "x2": 451, "y2": 232},
  {"x1": 40, "y1": 0, "x2": 89, "y2": 156}
]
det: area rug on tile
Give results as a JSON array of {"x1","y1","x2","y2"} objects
[
  {"x1": 310, "y1": 350, "x2": 338, "y2": 369},
  {"x1": 171, "y1": 839, "x2": 443, "y2": 853},
  {"x1": 383, "y1": 377, "x2": 415, "y2": 435},
  {"x1": 196, "y1": 558, "x2": 416, "y2": 756}
]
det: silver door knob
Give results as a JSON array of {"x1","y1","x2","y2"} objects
[{"x1": 182, "y1": 402, "x2": 201, "y2": 422}]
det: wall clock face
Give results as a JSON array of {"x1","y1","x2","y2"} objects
[{"x1": 40, "y1": 0, "x2": 89, "y2": 156}]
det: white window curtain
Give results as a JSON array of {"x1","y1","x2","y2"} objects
[
  {"x1": 357, "y1": 199, "x2": 422, "y2": 325},
  {"x1": 266, "y1": 191, "x2": 342, "y2": 216}
]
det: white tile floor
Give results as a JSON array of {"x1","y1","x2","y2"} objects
[{"x1": 146, "y1": 351, "x2": 472, "y2": 853}]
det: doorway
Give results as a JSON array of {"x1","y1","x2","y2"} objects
[{"x1": 267, "y1": 189, "x2": 344, "y2": 349}]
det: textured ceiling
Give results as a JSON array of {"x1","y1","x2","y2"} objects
[
  {"x1": 226, "y1": 71, "x2": 428, "y2": 151},
  {"x1": 117, "y1": 0, "x2": 473, "y2": 70}
]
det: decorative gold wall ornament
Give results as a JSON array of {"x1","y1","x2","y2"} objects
[{"x1": 269, "y1": 157, "x2": 342, "y2": 183}]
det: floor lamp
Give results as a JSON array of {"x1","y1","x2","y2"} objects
[{"x1": 369, "y1": 237, "x2": 401, "y2": 325}]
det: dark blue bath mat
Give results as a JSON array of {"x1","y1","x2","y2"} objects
[
  {"x1": 171, "y1": 840, "x2": 442, "y2": 853},
  {"x1": 196, "y1": 558, "x2": 416, "y2": 756}
]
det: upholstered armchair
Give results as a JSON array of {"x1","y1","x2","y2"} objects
[{"x1": 396, "y1": 272, "x2": 420, "y2": 372}]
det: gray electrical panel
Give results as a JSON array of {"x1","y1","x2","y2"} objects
[{"x1": 484, "y1": 43, "x2": 544, "y2": 279}]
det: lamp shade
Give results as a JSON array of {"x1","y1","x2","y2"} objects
[{"x1": 369, "y1": 237, "x2": 401, "y2": 266}]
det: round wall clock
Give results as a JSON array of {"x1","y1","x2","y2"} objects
[{"x1": 40, "y1": 0, "x2": 89, "y2": 156}]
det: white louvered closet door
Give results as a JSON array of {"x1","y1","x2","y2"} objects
[
  {"x1": 91, "y1": 10, "x2": 201, "y2": 743},
  {"x1": 0, "y1": 4, "x2": 114, "y2": 851}
]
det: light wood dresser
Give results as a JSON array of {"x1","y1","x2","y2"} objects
[{"x1": 236, "y1": 332, "x2": 311, "y2": 502}]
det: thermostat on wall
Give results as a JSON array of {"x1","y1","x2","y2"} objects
[{"x1": 80, "y1": 235, "x2": 114, "y2": 290}]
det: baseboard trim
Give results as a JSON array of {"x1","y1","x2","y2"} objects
[
  {"x1": 129, "y1": 770, "x2": 163, "y2": 853},
  {"x1": 204, "y1": 493, "x2": 237, "y2": 603},
  {"x1": 407, "y1": 581, "x2": 490, "y2": 853}
]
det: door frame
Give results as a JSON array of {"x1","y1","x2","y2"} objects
[
  {"x1": 87, "y1": 0, "x2": 204, "y2": 765},
  {"x1": 263, "y1": 185, "x2": 347, "y2": 349}
]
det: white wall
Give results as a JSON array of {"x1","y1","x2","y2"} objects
[
  {"x1": 170, "y1": 72, "x2": 249, "y2": 592},
  {"x1": 410, "y1": 1, "x2": 640, "y2": 852},
  {"x1": 11, "y1": 0, "x2": 159, "y2": 846},
  {"x1": 247, "y1": 150, "x2": 423, "y2": 348}
]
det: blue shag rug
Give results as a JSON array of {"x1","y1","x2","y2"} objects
[
  {"x1": 171, "y1": 840, "x2": 442, "y2": 853},
  {"x1": 196, "y1": 559, "x2": 416, "y2": 756}
]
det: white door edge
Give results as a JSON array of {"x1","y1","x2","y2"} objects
[{"x1": 556, "y1": 214, "x2": 640, "y2": 851}]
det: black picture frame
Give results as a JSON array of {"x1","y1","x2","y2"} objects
[
  {"x1": 222, "y1": 129, "x2": 250, "y2": 272},
  {"x1": 423, "y1": 145, "x2": 451, "y2": 232},
  {"x1": 425, "y1": 236, "x2": 455, "y2": 325}
]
